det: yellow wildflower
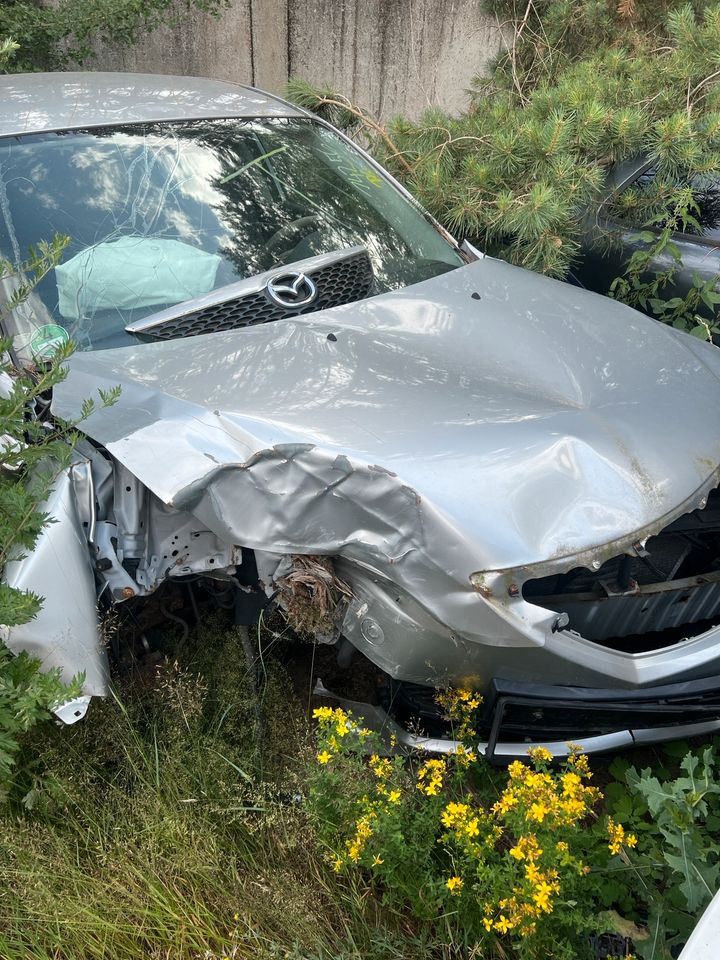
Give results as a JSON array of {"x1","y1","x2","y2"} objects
[
  {"x1": 464, "y1": 817, "x2": 480, "y2": 838},
  {"x1": 493, "y1": 788, "x2": 519, "y2": 815},
  {"x1": 441, "y1": 801, "x2": 470, "y2": 826},
  {"x1": 312, "y1": 706, "x2": 334, "y2": 720},
  {"x1": 316, "y1": 750, "x2": 332, "y2": 765},
  {"x1": 562, "y1": 772, "x2": 582, "y2": 795},
  {"x1": 416, "y1": 758, "x2": 446, "y2": 796},
  {"x1": 388, "y1": 789, "x2": 401, "y2": 803},
  {"x1": 372, "y1": 855, "x2": 384, "y2": 866},
  {"x1": 370, "y1": 755, "x2": 392, "y2": 779},
  {"x1": 607, "y1": 817, "x2": 637, "y2": 855},
  {"x1": 528, "y1": 801, "x2": 550, "y2": 823},
  {"x1": 454, "y1": 743, "x2": 477, "y2": 763},
  {"x1": 482, "y1": 917, "x2": 493, "y2": 932},
  {"x1": 559, "y1": 797, "x2": 585, "y2": 819},
  {"x1": 509, "y1": 835, "x2": 543, "y2": 862},
  {"x1": 532, "y1": 881, "x2": 554, "y2": 913},
  {"x1": 527, "y1": 746, "x2": 553, "y2": 763},
  {"x1": 494, "y1": 914, "x2": 513, "y2": 934},
  {"x1": 446, "y1": 876, "x2": 464, "y2": 895}
]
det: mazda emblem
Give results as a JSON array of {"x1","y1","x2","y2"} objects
[{"x1": 265, "y1": 271, "x2": 318, "y2": 309}]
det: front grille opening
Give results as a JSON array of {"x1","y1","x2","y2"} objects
[{"x1": 523, "y1": 485, "x2": 720, "y2": 652}]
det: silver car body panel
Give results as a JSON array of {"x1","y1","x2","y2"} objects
[
  {"x1": 1, "y1": 461, "x2": 110, "y2": 704},
  {"x1": 51, "y1": 256, "x2": 720, "y2": 691},
  {"x1": 0, "y1": 72, "x2": 302, "y2": 138}
]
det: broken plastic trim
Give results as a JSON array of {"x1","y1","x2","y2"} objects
[{"x1": 53, "y1": 695, "x2": 91, "y2": 725}]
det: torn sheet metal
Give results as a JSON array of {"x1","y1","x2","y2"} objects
[
  {"x1": 1, "y1": 462, "x2": 109, "y2": 697},
  {"x1": 51, "y1": 257, "x2": 720, "y2": 692}
]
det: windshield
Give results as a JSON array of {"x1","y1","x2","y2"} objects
[{"x1": 0, "y1": 117, "x2": 462, "y2": 356}]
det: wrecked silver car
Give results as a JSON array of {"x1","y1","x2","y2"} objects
[{"x1": 3, "y1": 73, "x2": 720, "y2": 758}]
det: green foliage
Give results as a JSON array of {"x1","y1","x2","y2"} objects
[
  {"x1": 288, "y1": 3, "x2": 720, "y2": 334},
  {"x1": 481, "y1": 1, "x2": 711, "y2": 95},
  {"x1": 0, "y1": 618, "x2": 434, "y2": 960},
  {"x1": 0, "y1": 237, "x2": 118, "y2": 802},
  {"x1": 627, "y1": 748, "x2": 720, "y2": 912},
  {"x1": 308, "y1": 695, "x2": 630, "y2": 960},
  {"x1": 593, "y1": 743, "x2": 720, "y2": 959},
  {"x1": 0, "y1": 0, "x2": 229, "y2": 73},
  {"x1": 0, "y1": 36, "x2": 19, "y2": 71}
]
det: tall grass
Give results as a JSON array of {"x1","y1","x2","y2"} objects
[{"x1": 0, "y1": 616, "x2": 433, "y2": 960}]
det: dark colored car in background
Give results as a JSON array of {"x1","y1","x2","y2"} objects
[{"x1": 574, "y1": 157, "x2": 720, "y2": 316}]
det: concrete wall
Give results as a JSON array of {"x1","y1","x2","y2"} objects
[{"x1": 88, "y1": 0, "x2": 502, "y2": 120}]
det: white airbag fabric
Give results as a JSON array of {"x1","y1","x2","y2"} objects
[{"x1": 55, "y1": 236, "x2": 221, "y2": 320}]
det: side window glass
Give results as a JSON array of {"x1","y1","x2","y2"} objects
[
  {"x1": 609, "y1": 165, "x2": 720, "y2": 240},
  {"x1": 687, "y1": 173, "x2": 720, "y2": 240}
]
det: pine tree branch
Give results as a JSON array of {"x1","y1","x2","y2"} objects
[{"x1": 303, "y1": 93, "x2": 414, "y2": 176}]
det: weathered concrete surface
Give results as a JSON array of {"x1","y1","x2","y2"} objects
[{"x1": 86, "y1": 0, "x2": 502, "y2": 120}]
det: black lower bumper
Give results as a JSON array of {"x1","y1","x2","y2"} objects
[
  {"x1": 483, "y1": 675, "x2": 720, "y2": 760},
  {"x1": 387, "y1": 674, "x2": 720, "y2": 762}
]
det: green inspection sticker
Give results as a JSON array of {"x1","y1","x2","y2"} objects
[{"x1": 30, "y1": 323, "x2": 70, "y2": 359}]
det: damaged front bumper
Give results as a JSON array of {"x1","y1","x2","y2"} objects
[{"x1": 316, "y1": 675, "x2": 720, "y2": 763}]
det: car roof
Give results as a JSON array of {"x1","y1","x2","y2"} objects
[{"x1": 0, "y1": 72, "x2": 306, "y2": 137}]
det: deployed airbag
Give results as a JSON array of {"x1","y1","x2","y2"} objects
[{"x1": 55, "y1": 236, "x2": 221, "y2": 319}]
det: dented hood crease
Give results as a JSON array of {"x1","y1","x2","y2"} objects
[{"x1": 52, "y1": 257, "x2": 720, "y2": 621}]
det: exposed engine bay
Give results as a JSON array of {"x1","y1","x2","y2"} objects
[{"x1": 524, "y1": 487, "x2": 720, "y2": 651}]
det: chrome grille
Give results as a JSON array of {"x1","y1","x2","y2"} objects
[{"x1": 140, "y1": 249, "x2": 374, "y2": 341}]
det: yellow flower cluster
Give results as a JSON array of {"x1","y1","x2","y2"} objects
[
  {"x1": 329, "y1": 748, "x2": 405, "y2": 872},
  {"x1": 477, "y1": 750, "x2": 605, "y2": 937},
  {"x1": 452, "y1": 742, "x2": 477, "y2": 766},
  {"x1": 488, "y1": 833, "x2": 562, "y2": 934},
  {"x1": 368, "y1": 754, "x2": 402, "y2": 802},
  {"x1": 527, "y1": 746, "x2": 553, "y2": 763},
  {"x1": 607, "y1": 817, "x2": 638, "y2": 856},
  {"x1": 436, "y1": 687, "x2": 483, "y2": 740},
  {"x1": 370, "y1": 754, "x2": 392, "y2": 779},
  {"x1": 446, "y1": 875, "x2": 464, "y2": 894},
  {"x1": 440, "y1": 799, "x2": 499, "y2": 859},
  {"x1": 416, "y1": 757, "x2": 447, "y2": 796},
  {"x1": 493, "y1": 754, "x2": 600, "y2": 828},
  {"x1": 346, "y1": 812, "x2": 375, "y2": 863},
  {"x1": 312, "y1": 706, "x2": 371, "y2": 766}
]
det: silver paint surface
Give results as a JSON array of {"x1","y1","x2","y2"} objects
[
  {"x1": 0, "y1": 464, "x2": 109, "y2": 696},
  {"x1": 0, "y1": 72, "x2": 301, "y2": 138},
  {"x1": 52, "y1": 256, "x2": 720, "y2": 690}
]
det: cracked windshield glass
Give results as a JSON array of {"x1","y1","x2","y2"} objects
[{"x1": 0, "y1": 117, "x2": 462, "y2": 357}]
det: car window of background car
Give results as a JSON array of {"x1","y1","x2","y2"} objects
[
  {"x1": 0, "y1": 118, "x2": 462, "y2": 357},
  {"x1": 608, "y1": 164, "x2": 720, "y2": 242}
]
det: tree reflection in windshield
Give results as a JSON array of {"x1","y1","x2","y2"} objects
[{"x1": 0, "y1": 117, "x2": 462, "y2": 355}]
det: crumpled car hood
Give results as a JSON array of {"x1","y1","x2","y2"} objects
[{"x1": 54, "y1": 256, "x2": 720, "y2": 580}]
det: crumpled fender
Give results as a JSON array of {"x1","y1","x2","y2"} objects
[{"x1": 1, "y1": 463, "x2": 109, "y2": 716}]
